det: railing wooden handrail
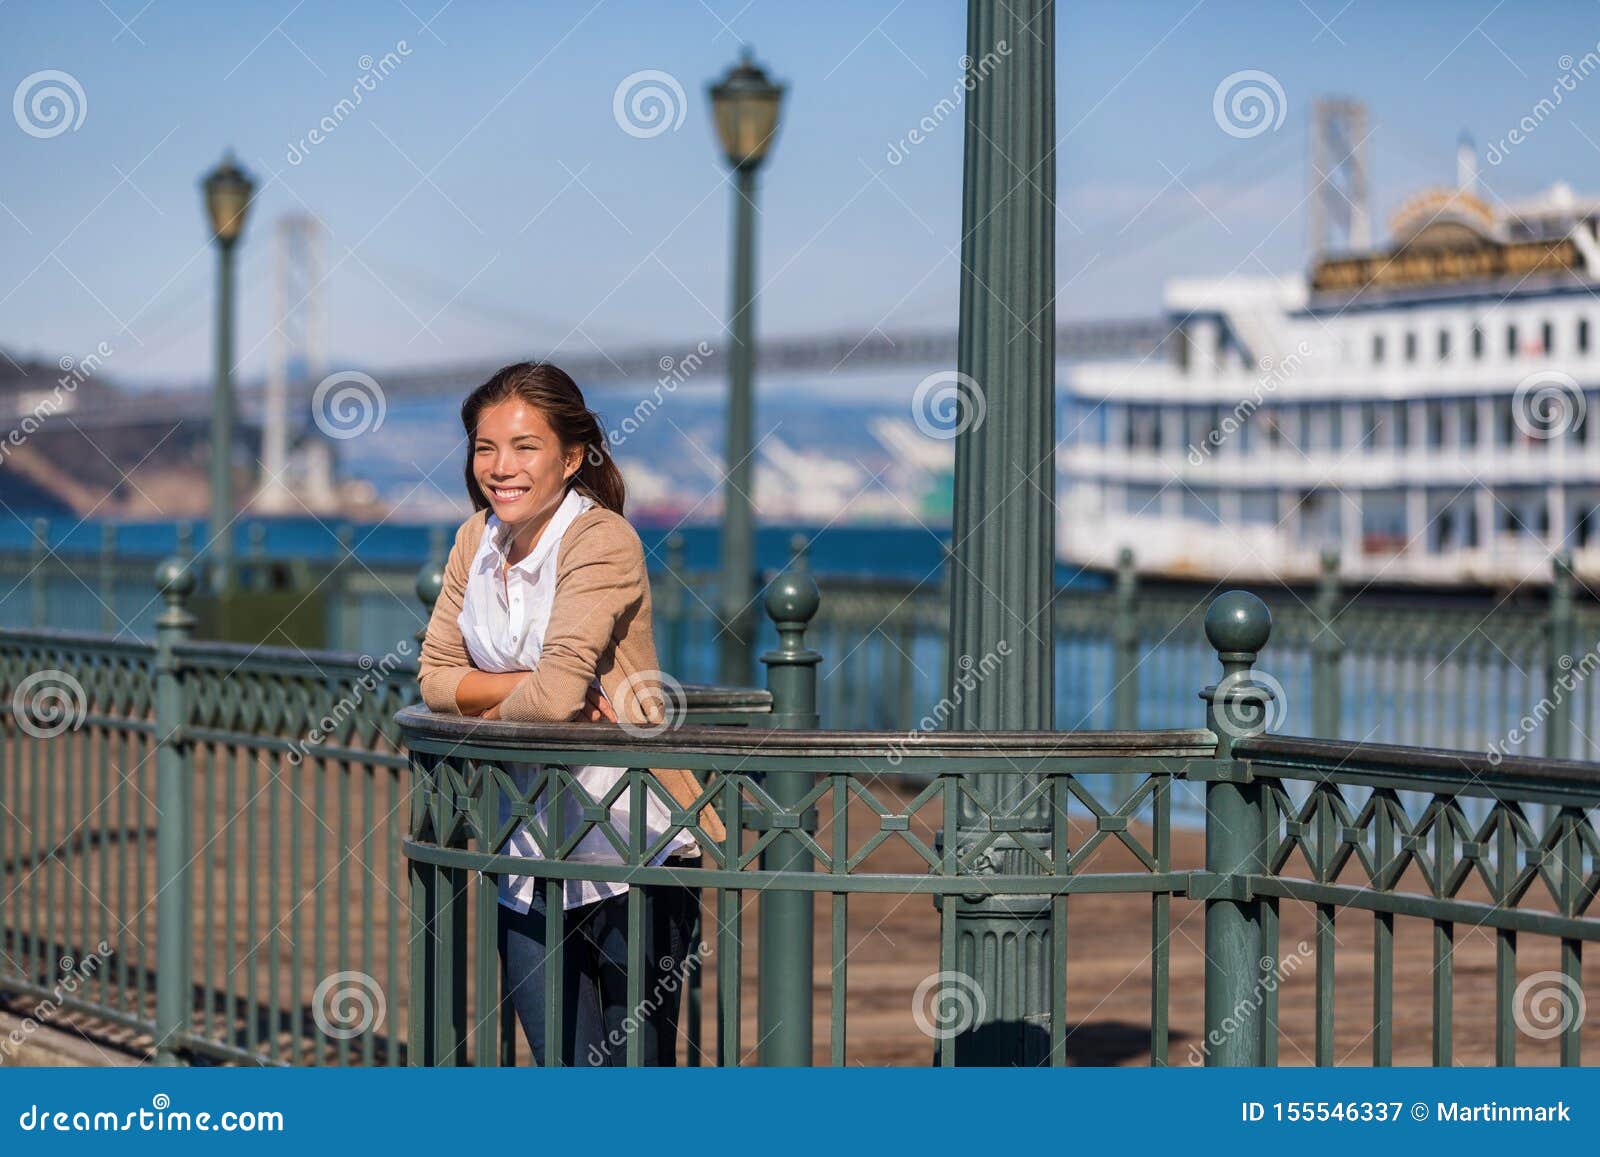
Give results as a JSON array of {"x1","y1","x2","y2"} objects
[
  {"x1": 1235, "y1": 732, "x2": 1600, "y2": 803},
  {"x1": 397, "y1": 703, "x2": 1215, "y2": 767}
]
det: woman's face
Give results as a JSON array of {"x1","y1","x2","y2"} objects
[{"x1": 471, "y1": 398, "x2": 580, "y2": 525}]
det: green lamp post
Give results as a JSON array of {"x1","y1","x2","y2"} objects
[
  {"x1": 709, "y1": 49, "x2": 784, "y2": 685},
  {"x1": 200, "y1": 152, "x2": 255, "y2": 595},
  {"x1": 944, "y1": 1, "x2": 1058, "y2": 1064}
]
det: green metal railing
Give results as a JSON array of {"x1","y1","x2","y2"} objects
[
  {"x1": 0, "y1": 518, "x2": 437, "y2": 648},
  {"x1": 400, "y1": 579, "x2": 1600, "y2": 1066},
  {"x1": 1221, "y1": 733, "x2": 1597, "y2": 1066},
  {"x1": 2, "y1": 548, "x2": 1596, "y2": 1066},
  {"x1": 3, "y1": 520, "x2": 1592, "y2": 763},
  {"x1": 0, "y1": 557, "x2": 771, "y2": 1065}
]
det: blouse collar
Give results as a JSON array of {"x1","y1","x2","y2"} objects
[{"x1": 484, "y1": 486, "x2": 595, "y2": 576}]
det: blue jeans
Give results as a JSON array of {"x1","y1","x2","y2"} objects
[{"x1": 498, "y1": 882, "x2": 699, "y2": 1066}]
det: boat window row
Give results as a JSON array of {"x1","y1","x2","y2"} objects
[
  {"x1": 1363, "y1": 316, "x2": 1590, "y2": 365},
  {"x1": 1107, "y1": 395, "x2": 1594, "y2": 454}
]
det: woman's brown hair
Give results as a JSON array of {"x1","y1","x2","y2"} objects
[{"x1": 460, "y1": 362, "x2": 625, "y2": 515}]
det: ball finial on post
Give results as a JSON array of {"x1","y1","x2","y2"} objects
[
  {"x1": 761, "y1": 568, "x2": 821, "y2": 724},
  {"x1": 1203, "y1": 590, "x2": 1271, "y2": 660},
  {"x1": 1201, "y1": 591, "x2": 1274, "y2": 753},
  {"x1": 156, "y1": 556, "x2": 194, "y2": 598},
  {"x1": 414, "y1": 560, "x2": 444, "y2": 614},
  {"x1": 414, "y1": 558, "x2": 444, "y2": 651},
  {"x1": 153, "y1": 556, "x2": 196, "y2": 637},
  {"x1": 763, "y1": 570, "x2": 820, "y2": 630}
]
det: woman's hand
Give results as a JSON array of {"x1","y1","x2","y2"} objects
[{"x1": 576, "y1": 684, "x2": 618, "y2": 724}]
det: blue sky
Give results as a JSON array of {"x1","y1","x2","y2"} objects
[{"x1": 5, "y1": 0, "x2": 1600, "y2": 387}]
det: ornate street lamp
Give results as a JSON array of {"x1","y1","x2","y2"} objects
[
  {"x1": 710, "y1": 49, "x2": 784, "y2": 171},
  {"x1": 710, "y1": 48, "x2": 798, "y2": 1066},
  {"x1": 709, "y1": 49, "x2": 783, "y2": 688},
  {"x1": 200, "y1": 152, "x2": 255, "y2": 593}
]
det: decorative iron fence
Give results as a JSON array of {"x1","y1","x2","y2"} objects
[
  {"x1": 400, "y1": 583, "x2": 1600, "y2": 1067},
  {"x1": 0, "y1": 558, "x2": 770, "y2": 1065},
  {"x1": 0, "y1": 520, "x2": 1589, "y2": 764},
  {"x1": 1226, "y1": 733, "x2": 1597, "y2": 1066},
  {"x1": 1, "y1": 549, "x2": 1596, "y2": 1066}
]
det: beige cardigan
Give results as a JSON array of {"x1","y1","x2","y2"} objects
[{"x1": 417, "y1": 504, "x2": 725, "y2": 844}]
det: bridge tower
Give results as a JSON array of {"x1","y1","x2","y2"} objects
[
  {"x1": 254, "y1": 212, "x2": 327, "y2": 514},
  {"x1": 1308, "y1": 97, "x2": 1371, "y2": 257}
]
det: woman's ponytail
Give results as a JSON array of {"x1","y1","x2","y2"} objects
[{"x1": 575, "y1": 431, "x2": 626, "y2": 514}]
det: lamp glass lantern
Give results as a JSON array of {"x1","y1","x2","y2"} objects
[
  {"x1": 202, "y1": 154, "x2": 255, "y2": 247},
  {"x1": 709, "y1": 51, "x2": 784, "y2": 171}
]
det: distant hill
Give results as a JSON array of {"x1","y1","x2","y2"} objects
[{"x1": 0, "y1": 348, "x2": 251, "y2": 519}]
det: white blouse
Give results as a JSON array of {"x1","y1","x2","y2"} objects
[{"x1": 457, "y1": 486, "x2": 695, "y2": 912}]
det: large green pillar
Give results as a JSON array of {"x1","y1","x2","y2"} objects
[{"x1": 944, "y1": 0, "x2": 1058, "y2": 1065}]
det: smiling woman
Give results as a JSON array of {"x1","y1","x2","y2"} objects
[{"x1": 417, "y1": 361, "x2": 723, "y2": 1066}]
